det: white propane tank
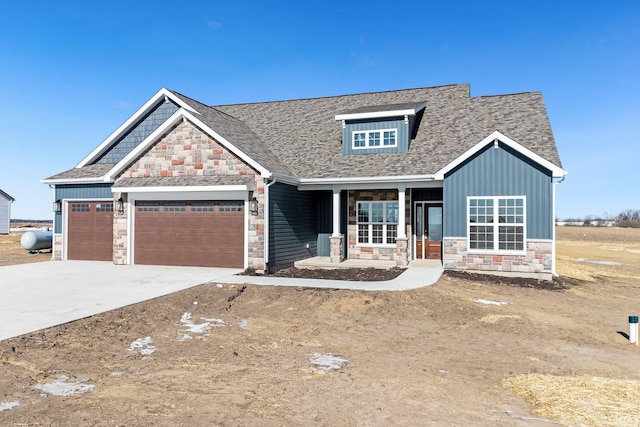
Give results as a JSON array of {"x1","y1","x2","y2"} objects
[{"x1": 20, "y1": 230, "x2": 53, "y2": 251}]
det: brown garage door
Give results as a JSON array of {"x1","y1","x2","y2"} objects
[
  {"x1": 67, "y1": 202, "x2": 114, "y2": 261},
  {"x1": 134, "y1": 201, "x2": 244, "y2": 268}
]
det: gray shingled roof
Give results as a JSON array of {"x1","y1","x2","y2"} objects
[
  {"x1": 45, "y1": 163, "x2": 115, "y2": 180},
  {"x1": 213, "y1": 84, "x2": 562, "y2": 178},
  {"x1": 115, "y1": 175, "x2": 254, "y2": 188},
  {"x1": 47, "y1": 84, "x2": 562, "y2": 183}
]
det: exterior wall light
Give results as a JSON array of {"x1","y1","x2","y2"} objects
[
  {"x1": 249, "y1": 198, "x2": 259, "y2": 215},
  {"x1": 53, "y1": 200, "x2": 62, "y2": 213},
  {"x1": 115, "y1": 198, "x2": 124, "y2": 214}
]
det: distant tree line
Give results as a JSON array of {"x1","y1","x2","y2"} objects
[
  {"x1": 616, "y1": 209, "x2": 640, "y2": 228},
  {"x1": 559, "y1": 209, "x2": 640, "y2": 228}
]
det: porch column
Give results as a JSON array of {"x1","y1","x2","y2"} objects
[
  {"x1": 395, "y1": 184, "x2": 409, "y2": 266},
  {"x1": 330, "y1": 186, "x2": 344, "y2": 263},
  {"x1": 397, "y1": 185, "x2": 406, "y2": 238},
  {"x1": 332, "y1": 187, "x2": 341, "y2": 237}
]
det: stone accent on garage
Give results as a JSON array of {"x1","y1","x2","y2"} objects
[
  {"x1": 53, "y1": 234, "x2": 62, "y2": 261},
  {"x1": 443, "y1": 238, "x2": 553, "y2": 278},
  {"x1": 113, "y1": 200, "x2": 127, "y2": 265},
  {"x1": 116, "y1": 121, "x2": 265, "y2": 270}
]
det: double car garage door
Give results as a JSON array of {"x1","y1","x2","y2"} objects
[{"x1": 67, "y1": 200, "x2": 244, "y2": 267}]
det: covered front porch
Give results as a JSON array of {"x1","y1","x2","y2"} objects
[{"x1": 308, "y1": 184, "x2": 444, "y2": 268}]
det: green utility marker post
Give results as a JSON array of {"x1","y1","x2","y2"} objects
[{"x1": 630, "y1": 316, "x2": 638, "y2": 345}]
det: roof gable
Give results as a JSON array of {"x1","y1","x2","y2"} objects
[
  {"x1": 0, "y1": 189, "x2": 14, "y2": 202},
  {"x1": 434, "y1": 131, "x2": 567, "y2": 179}
]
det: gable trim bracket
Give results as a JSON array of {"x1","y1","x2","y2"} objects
[{"x1": 434, "y1": 130, "x2": 568, "y2": 180}]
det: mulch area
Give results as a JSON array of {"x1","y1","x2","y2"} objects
[
  {"x1": 268, "y1": 266, "x2": 580, "y2": 289},
  {"x1": 442, "y1": 270, "x2": 577, "y2": 291},
  {"x1": 270, "y1": 266, "x2": 405, "y2": 282}
]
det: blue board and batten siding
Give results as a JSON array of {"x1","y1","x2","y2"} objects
[
  {"x1": 268, "y1": 182, "x2": 317, "y2": 272},
  {"x1": 53, "y1": 184, "x2": 113, "y2": 233},
  {"x1": 443, "y1": 143, "x2": 553, "y2": 240},
  {"x1": 95, "y1": 100, "x2": 179, "y2": 164},
  {"x1": 342, "y1": 117, "x2": 409, "y2": 155}
]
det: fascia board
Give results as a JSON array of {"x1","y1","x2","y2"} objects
[
  {"x1": 41, "y1": 177, "x2": 113, "y2": 185},
  {"x1": 297, "y1": 175, "x2": 438, "y2": 191},
  {"x1": 76, "y1": 88, "x2": 201, "y2": 168},
  {"x1": 334, "y1": 102, "x2": 427, "y2": 121},
  {"x1": 434, "y1": 131, "x2": 568, "y2": 180},
  {"x1": 269, "y1": 173, "x2": 300, "y2": 185},
  {"x1": 112, "y1": 184, "x2": 250, "y2": 193},
  {"x1": 299, "y1": 174, "x2": 435, "y2": 185}
]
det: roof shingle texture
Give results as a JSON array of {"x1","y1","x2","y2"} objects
[
  {"x1": 45, "y1": 163, "x2": 115, "y2": 180},
  {"x1": 209, "y1": 84, "x2": 562, "y2": 178},
  {"x1": 114, "y1": 175, "x2": 254, "y2": 188}
]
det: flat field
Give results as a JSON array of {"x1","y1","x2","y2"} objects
[{"x1": 1, "y1": 227, "x2": 639, "y2": 426}]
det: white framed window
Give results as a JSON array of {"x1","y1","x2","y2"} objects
[
  {"x1": 467, "y1": 196, "x2": 526, "y2": 253},
  {"x1": 352, "y1": 129, "x2": 397, "y2": 149},
  {"x1": 357, "y1": 201, "x2": 398, "y2": 245}
]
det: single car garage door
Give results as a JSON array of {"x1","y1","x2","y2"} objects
[
  {"x1": 67, "y1": 201, "x2": 114, "y2": 261},
  {"x1": 134, "y1": 201, "x2": 244, "y2": 268}
]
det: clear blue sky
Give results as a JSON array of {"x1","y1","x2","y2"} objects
[{"x1": 1, "y1": 1, "x2": 638, "y2": 220}]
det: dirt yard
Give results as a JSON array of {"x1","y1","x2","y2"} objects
[{"x1": 1, "y1": 227, "x2": 640, "y2": 426}]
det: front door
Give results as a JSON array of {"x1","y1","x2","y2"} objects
[{"x1": 415, "y1": 203, "x2": 443, "y2": 260}]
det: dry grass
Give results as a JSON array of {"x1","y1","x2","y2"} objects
[
  {"x1": 503, "y1": 374, "x2": 640, "y2": 427},
  {"x1": 0, "y1": 230, "x2": 51, "y2": 266},
  {"x1": 503, "y1": 226, "x2": 640, "y2": 427},
  {"x1": 556, "y1": 226, "x2": 640, "y2": 282}
]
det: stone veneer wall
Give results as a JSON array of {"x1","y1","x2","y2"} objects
[
  {"x1": 116, "y1": 121, "x2": 265, "y2": 270},
  {"x1": 113, "y1": 201, "x2": 127, "y2": 265},
  {"x1": 443, "y1": 238, "x2": 553, "y2": 277},
  {"x1": 53, "y1": 234, "x2": 62, "y2": 261},
  {"x1": 347, "y1": 189, "x2": 410, "y2": 266}
]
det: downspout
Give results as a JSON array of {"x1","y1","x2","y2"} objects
[
  {"x1": 263, "y1": 176, "x2": 277, "y2": 272},
  {"x1": 551, "y1": 175, "x2": 565, "y2": 277},
  {"x1": 49, "y1": 184, "x2": 56, "y2": 261}
]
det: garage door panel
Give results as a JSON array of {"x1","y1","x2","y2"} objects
[
  {"x1": 134, "y1": 201, "x2": 244, "y2": 268},
  {"x1": 67, "y1": 202, "x2": 113, "y2": 261}
]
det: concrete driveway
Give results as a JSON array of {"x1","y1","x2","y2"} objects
[{"x1": 0, "y1": 261, "x2": 242, "y2": 341}]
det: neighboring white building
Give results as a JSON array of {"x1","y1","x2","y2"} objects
[{"x1": 0, "y1": 189, "x2": 15, "y2": 234}]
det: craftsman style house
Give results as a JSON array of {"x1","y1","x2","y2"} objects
[{"x1": 43, "y1": 84, "x2": 566, "y2": 279}]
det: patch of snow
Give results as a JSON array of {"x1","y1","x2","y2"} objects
[
  {"x1": 216, "y1": 283, "x2": 223, "y2": 288},
  {"x1": 177, "y1": 312, "x2": 226, "y2": 341},
  {"x1": 0, "y1": 401, "x2": 20, "y2": 411},
  {"x1": 473, "y1": 299, "x2": 508, "y2": 306},
  {"x1": 110, "y1": 372, "x2": 124, "y2": 377},
  {"x1": 128, "y1": 336, "x2": 156, "y2": 356},
  {"x1": 238, "y1": 319, "x2": 247, "y2": 329},
  {"x1": 310, "y1": 353, "x2": 348, "y2": 373},
  {"x1": 33, "y1": 375, "x2": 95, "y2": 397},
  {"x1": 576, "y1": 258, "x2": 621, "y2": 266}
]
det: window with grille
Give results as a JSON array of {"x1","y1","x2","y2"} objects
[
  {"x1": 357, "y1": 201, "x2": 398, "y2": 245},
  {"x1": 468, "y1": 196, "x2": 525, "y2": 253}
]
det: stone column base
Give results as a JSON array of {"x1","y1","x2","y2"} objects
[
  {"x1": 395, "y1": 237, "x2": 409, "y2": 267},
  {"x1": 330, "y1": 235, "x2": 344, "y2": 263}
]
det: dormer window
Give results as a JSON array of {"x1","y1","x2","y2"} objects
[
  {"x1": 336, "y1": 101, "x2": 426, "y2": 155},
  {"x1": 353, "y1": 129, "x2": 397, "y2": 149}
]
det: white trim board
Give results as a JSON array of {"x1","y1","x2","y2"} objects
[
  {"x1": 76, "y1": 88, "x2": 200, "y2": 168},
  {"x1": 434, "y1": 131, "x2": 567, "y2": 179}
]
